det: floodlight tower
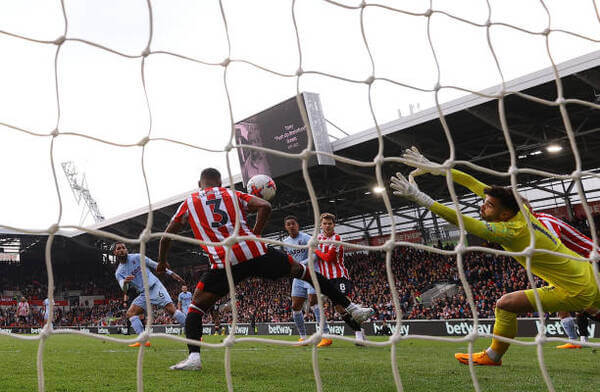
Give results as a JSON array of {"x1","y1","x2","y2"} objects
[{"x1": 61, "y1": 161, "x2": 105, "y2": 225}]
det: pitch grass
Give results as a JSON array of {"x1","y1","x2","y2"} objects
[{"x1": 0, "y1": 334, "x2": 597, "y2": 392}]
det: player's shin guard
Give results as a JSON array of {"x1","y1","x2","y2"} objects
[
  {"x1": 311, "y1": 305, "x2": 329, "y2": 334},
  {"x1": 173, "y1": 309, "x2": 186, "y2": 327},
  {"x1": 341, "y1": 312, "x2": 361, "y2": 332},
  {"x1": 293, "y1": 310, "x2": 307, "y2": 339},
  {"x1": 129, "y1": 315, "x2": 144, "y2": 335},
  {"x1": 186, "y1": 305, "x2": 204, "y2": 354},
  {"x1": 489, "y1": 307, "x2": 517, "y2": 360},
  {"x1": 561, "y1": 316, "x2": 578, "y2": 340}
]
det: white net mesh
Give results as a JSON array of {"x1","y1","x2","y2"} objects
[{"x1": 2, "y1": 1, "x2": 600, "y2": 391}]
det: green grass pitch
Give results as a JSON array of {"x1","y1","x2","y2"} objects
[{"x1": 0, "y1": 334, "x2": 597, "y2": 391}]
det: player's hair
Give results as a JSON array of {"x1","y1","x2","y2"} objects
[
  {"x1": 283, "y1": 215, "x2": 298, "y2": 224},
  {"x1": 484, "y1": 186, "x2": 520, "y2": 215},
  {"x1": 110, "y1": 241, "x2": 126, "y2": 252},
  {"x1": 320, "y1": 212, "x2": 336, "y2": 223},
  {"x1": 200, "y1": 168, "x2": 222, "y2": 182}
]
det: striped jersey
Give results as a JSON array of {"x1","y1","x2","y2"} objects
[
  {"x1": 316, "y1": 231, "x2": 349, "y2": 280},
  {"x1": 17, "y1": 301, "x2": 29, "y2": 316},
  {"x1": 171, "y1": 187, "x2": 267, "y2": 269},
  {"x1": 534, "y1": 212, "x2": 594, "y2": 257}
]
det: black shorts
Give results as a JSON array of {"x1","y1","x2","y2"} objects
[
  {"x1": 196, "y1": 248, "x2": 293, "y2": 297},
  {"x1": 329, "y1": 277, "x2": 353, "y2": 296}
]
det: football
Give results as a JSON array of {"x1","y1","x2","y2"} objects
[{"x1": 247, "y1": 174, "x2": 277, "y2": 201}]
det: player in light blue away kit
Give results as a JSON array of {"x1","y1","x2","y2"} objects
[
  {"x1": 283, "y1": 215, "x2": 332, "y2": 347},
  {"x1": 113, "y1": 242, "x2": 187, "y2": 347},
  {"x1": 42, "y1": 297, "x2": 54, "y2": 327},
  {"x1": 178, "y1": 285, "x2": 193, "y2": 316}
]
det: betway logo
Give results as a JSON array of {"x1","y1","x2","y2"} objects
[
  {"x1": 328, "y1": 325, "x2": 345, "y2": 336},
  {"x1": 80, "y1": 328, "x2": 90, "y2": 334},
  {"x1": 165, "y1": 326, "x2": 181, "y2": 334},
  {"x1": 231, "y1": 326, "x2": 248, "y2": 335},
  {"x1": 31, "y1": 328, "x2": 43, "y2": 334},
  {"x1": 536, "y1": 321, "x2": 596, "y2": 337},
  {"x1": 268, "y1": 324, "x2": 293, "y2": 335},
  {"x1": 97, "y1": 328, "x2": 109, "y2": 335},
  {"x1": 373, "y1": 324, "x2": 409, "y2": 336},
  {"x1": 535, "y1": 320, "x2": 564, "y2": 336},
  {"x1": 445, "y1": 322, "x2": 492, "y2": 335},
  {"x1": 0, "y1": 328, "x2": 12, "y2": 334}
]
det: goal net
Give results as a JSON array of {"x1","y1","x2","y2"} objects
[{"x1": 1, "y1": 1, "x2": 600, "y2": 391}]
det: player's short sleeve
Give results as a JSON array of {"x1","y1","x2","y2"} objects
[
  {"x1": 301, "y1": 232, "x2": 312, "y2": 243},
  {"x1": 115, "y1": 268, "x2": 126, "y2": 289},
  {"x1": 171, "y1": 200, "x2": 189, "y2": 224},
  {"x1": 234, "y1": 191, "x2": 253, "y2": 208}
]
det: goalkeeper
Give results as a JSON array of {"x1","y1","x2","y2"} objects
[{"x1": 390, "y1": 147, "x2": 600, "y2": 366}]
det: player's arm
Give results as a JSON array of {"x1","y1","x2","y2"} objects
[
  {"x1": 148, "y1": 256, "x2": 185, "y2": 283},
  {"x1": 314, "y1": 241, "x2": 340, "y2": 263},
  {"x1": 158, "y1": 218, "x2": 183, "y2": 273},
  {"x1": 429, "y1": 202, "x2": 513, "y2": 244},
  {"x1": 402, "y1": 147, "x2": 488, "y2": 198},
  {"x1": 117, "y1": 273, "x2": 134, "y2": 293},
  {"x1": 390, "y1": 173, "x2": 512, "y2": 244},
  {"x1": 246, "y1": 195, "x2": 271, "y2": 235},
  {"x1": 448, "y1": 169, "x2": 488, "y2": 199}
]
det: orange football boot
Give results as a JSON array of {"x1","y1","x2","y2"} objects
[{"x1": 454, "y1": 351, "x2": 501, "y2": 366}]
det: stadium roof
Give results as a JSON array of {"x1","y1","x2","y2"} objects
[{"x1": 8, "y1": 49, "x2": 600, "y2": 265}]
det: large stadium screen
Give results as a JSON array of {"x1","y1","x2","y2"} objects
[{"x1": 234, "y1": 92, "x2": 334, "y2": 185}]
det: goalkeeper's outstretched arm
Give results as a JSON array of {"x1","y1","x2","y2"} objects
[
  {"x1": 402, "y1": 146, "x2": 488, "y2": 198},
  {"x1": 390, "y1": 173, "x2": 514, "y2": 245}
]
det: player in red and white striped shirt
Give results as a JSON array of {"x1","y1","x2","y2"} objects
[
  {"x1": 532, "y1": 210, "x2": 595, "y2": 348},
  {"x1": 533, "y1": 212, "x2": 594, "y2": 257},
  {"x1": 16, "y1": 297, "x2": 30, "y2": 326},
  {"x1": 168, "y1": 183, "x2": 268, "y2": 269},
  {"x1": 158, "y1": 168, "x2": 374, "y2": 370},
  {"x1": 314, "y1": 212, "x2": 366, "y2": 343}
]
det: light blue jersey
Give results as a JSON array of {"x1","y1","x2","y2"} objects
[
  {"x1": 178, "y1": 291, "x2": 192, "y2": 314},
  {"x1": 43, "y1": 298, "x2": 53, "y2": 321},
  {"x1": 115, "y1": 254, "x2": 164, "y2": 293},
  {"x1": 283, "y1": 232, "x2": 311, "y2": 264}
]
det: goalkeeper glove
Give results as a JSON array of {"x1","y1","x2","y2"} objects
[
  {"x1": 402, "y1": 146, "x2": 445, "y2": 178},
  {"x1": 390, "y1": 172, "x2": 434, "y2": 208}
]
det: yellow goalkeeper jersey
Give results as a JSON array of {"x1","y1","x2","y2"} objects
[{"x1": 430, "y1": 169, "x2": 597, "y2": 301}]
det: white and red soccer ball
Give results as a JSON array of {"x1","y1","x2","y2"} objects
[{"x1": 247, "y1": 174, "x2": 276, "y2": 201}]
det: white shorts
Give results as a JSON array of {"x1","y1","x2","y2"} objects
[
  {"x1": 132, "y1": 282, "x2": 172, "y2": 310},
  {"x1": 291, "y1": 278, "x2": 316, "y2": 298}
]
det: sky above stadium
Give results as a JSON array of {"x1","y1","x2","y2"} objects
[{"x1": 2, "y1": 0, "x2": 600, "y2": 231}]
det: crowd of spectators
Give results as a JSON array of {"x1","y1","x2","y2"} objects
[
  {"x1": 1, "y1": 242, "x2": 553, "y2": 327},
  {"x1": 2, "y1": 211, "x2": 594, "y2": 327}
]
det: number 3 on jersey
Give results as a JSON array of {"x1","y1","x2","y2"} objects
[{"x1": 207, "y1": 198, "x2": 229, "y2": 228}]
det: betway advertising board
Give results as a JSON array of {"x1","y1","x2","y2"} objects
[{"x1": 2, "y1": 319, "x2": 596, "y2": 337}]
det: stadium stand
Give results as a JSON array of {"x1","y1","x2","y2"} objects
[{"x1": 2, "y1": 213, "x2": 594, "y2": 327}]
